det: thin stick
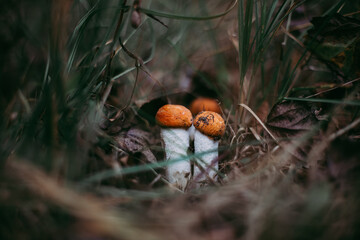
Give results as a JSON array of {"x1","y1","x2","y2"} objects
[
  {"x1": 329, "y1": 117, "x2": 360, "y2": 141},
  {"x1": 306, "y1": 77, "x2": 360, "y2": 99}
]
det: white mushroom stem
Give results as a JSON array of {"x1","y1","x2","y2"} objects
[
  {"x1": 161, "y1": 128, "x2": 190, "y2": 190},
  {"x1": 188, "y1": 125, "x2": 195, "y2": 141},
  {"x1": 194, "y1": 130, "x2": 219, "y2": 182}
]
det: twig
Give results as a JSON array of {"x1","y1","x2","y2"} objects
[
  {"x1": 281, "y1": 25, "x2": 304, "y2": 48},
  {"x1": 118, "y1": 36, "x2": 144, "y2": 65},
  {"x1": 329, "y1": 117, "x2": 360, "y2": 141},
  {"x1": 306, "y1": 77, "x2": 360, "y2": 99}
]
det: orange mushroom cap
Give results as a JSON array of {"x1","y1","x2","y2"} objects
[
  {"x1": 156, "y1": 104, "x2": 192, "y2": 128},
  {"x1": 189, "y1": 98, "x2": 221, "y2": 116},
  {"x1": 193, "y1": 111, "x2": 225, "y2": 139}
]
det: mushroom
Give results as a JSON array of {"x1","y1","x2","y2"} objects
[
  {"x1": 189, "y1": 97, "x2": 222, "y2": 116},
  {"x1": 193, "y1": 111, "x2": 225, "y2": 186},
  {"x1": 188, "y1": 98, "x2": 222, "y2": 141},
  {"x1": 155, "y1": 104, "x2": 193, "y2": 190}
]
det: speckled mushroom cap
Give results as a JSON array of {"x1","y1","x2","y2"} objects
[
  {"x1": 193, "y1": 111, "x2": 225, "y2": 139},
  {"x1": 189, "y1": 98, "x2": 221, "y2": 116},
  {"x1": 156, "y1": 104, "x2": 192, "y2": 128}
]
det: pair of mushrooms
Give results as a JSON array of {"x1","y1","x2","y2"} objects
[{"x1": 155, "y1": 98, "x2": 225, "y2": 190}]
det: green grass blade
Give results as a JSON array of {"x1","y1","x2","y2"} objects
[{"x1": 138, "y1": 0, "x2": 237, "y2": 21}]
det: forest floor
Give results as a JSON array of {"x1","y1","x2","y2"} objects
[{"x1": 1, "y1": 1, "x2": 360, "y2": 239}]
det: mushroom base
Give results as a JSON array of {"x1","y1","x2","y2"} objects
[
  {"x1": 194, "y1": 130, "x2": 219, "y2": 184},
  {"x1": 161, "y1": 128, "x2": 191, "y2": 190}
]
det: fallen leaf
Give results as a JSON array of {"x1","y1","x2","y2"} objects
[
  {"x1": 266, "y1": 100, "x2": 319, "y2": 160},
  {"x1": 266, "y1": 101, "x2": 318, "y2": 132},
  {"x1": 117, "y1": 128, "x2": 157, "y2": 164}
]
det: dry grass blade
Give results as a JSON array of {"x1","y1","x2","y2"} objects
[{"x1": 239, "y1": 103, "x2": 278, "y2": 143}]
